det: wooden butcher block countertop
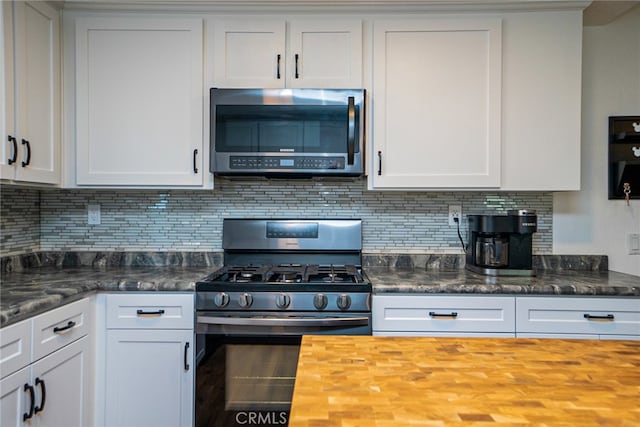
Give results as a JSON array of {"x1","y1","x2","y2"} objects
[{"x1": 289, "y1": 336, "x2": 640, "y2": 426}]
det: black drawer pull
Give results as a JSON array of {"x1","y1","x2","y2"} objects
[
  {"x1": 184, "y1": 341, "x2": 190, "y2": 371},
  {"x1": 377, "y1": 151, "x2": 382, "y2": 176},
  {"x1": 23, "y1": 383, "x2": 35, "y2": 421},
  {"x1": 193, "y1": 148, "x2": 198, "y2": 174},
  {"x1": 8, "y1": 135, "x2": 17, "y2": 164},
  {"x1": 276, "y1": 54, "x2": 281, "y2": 79},
  {"x1": 136, "y1": 309, "x2": 165, "y2": 316},
  {"x1": 583, "y1": 314, "x2": 615, "y2": 321},
  {"x1": 21, "y1": 139, "x2": 31, "y2": 167},
  {"x1": 429, "y1": 311, "x2": 458, "y2": 319},
  {"x1": 53, "y1": 320, "x2": 76, "y2": 333},
  {"x1": 34, "y1": 378, "x2": 46, "y2": 414}
]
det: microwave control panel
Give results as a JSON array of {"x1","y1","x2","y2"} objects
[{"x1": 229, "y1": 156, "x2": 345, "y2": 170}]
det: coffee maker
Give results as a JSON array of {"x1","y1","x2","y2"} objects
[{"x1": 466, "y1": 210, "x2": 537, "y2": 276}]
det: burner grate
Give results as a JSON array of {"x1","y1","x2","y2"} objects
[{"x1": 203, "y1": 264, "x2": 366, "y2": 285}]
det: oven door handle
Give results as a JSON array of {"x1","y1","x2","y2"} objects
[{"x1": 196, "y1": 315, "x2": 370, "y2": 328}]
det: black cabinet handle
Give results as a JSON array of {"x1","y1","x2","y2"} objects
[
  {"x1": 429, "y1": 311, "x2": 458, "y2": 319},
  {"x1": 8, "y1": 135, "x2": 17, "y2": 165},
  {"x1": 184, "y1": 341, "x2": 190, "y2": 371},
  {"x1": 583, "y1": 314, "x2": 615, "y2": 321},
  {"x1": 377, "y1": 151, "x2": 382, "y2": 176},
  {"x1": 136, "y1": 309, "x2": 165, "y2": 316},
  {"x1": 294, "y1": 53, "x2": 300, "y2": 79},
  {"x1": 53, "y1": 320, "x2": 76, "y2": 334},
  {"x1": 23, "y1": 383, "x2": 35, "y2": 421},
  {"x1": 21, "y1": 139, "x2": 31, "y2": 167},
  {"x1": 276, "y1": 54, "x2": 281, "y2": 79},
  {"x1": 346, "y1": 96, "x2": 355, "y2": 165},
  {"x1": 34, "y1": 378, "x2": 46, "y2": 414},
  {"x1": 193, "y1": 149, "x2": 198, "y2": 174}
]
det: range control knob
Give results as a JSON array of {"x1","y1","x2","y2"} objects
[
  {"x1": 337, "y1": 294, "x2": 352, "y2": 310},
  {"x1": 214, "y1": 292, "x2": 229, "y2": 308},
  {"x1": 238, "y1": 292, "x2": 253, "y2": 308},
  {"x1": 275, "y1": 293, "x2": 291, "y2": 309},
  {"x1": 313, "y1": 293, "x2": 328, "y2": 310}
]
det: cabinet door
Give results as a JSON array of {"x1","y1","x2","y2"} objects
[
  {"x1": 516, "y1": 297, "x2": 640, "y2": 337},
  {"x1": 105, "y1": 329, "x2": 193, "y2": 427},
  {"x1": 31, "y1": 336, "x2": 91, "y2": 427},
  {"x1": 2, "y1": 0, "x2": 59, "y2": 185},
  {"x1": 372, "y1": 295, "x2": 515, "y2": 335},
  {"x1": 500, "y1": 11, "x2": 582, "y2": 190},
  {"x1": 211, "y1": 19, "x2": 285, "y2": 88},
  {"x1": 31, "y1": 297, "x2": 91, "y2": 362},
  {"x1": 106, "y1": 293, "x2": 194, "y2": 330},
  {"x1": 371, "y1": 18, "x2": 502, "y2": 189},
  {"x1": 0, "y1": 319, "x2": 31, "y2": 380},
  {"x1": 75, "y1": 17, "x2": 204, "y2": 186},
  {"x1": 1, "y1": 1, "x2": 16, "y2": 180},
  {"x1": 0, "y1": 366, "x2": 31, "y2": 427},
  {"x1": 288, "y1": 20, "x2": 362, "y2": 88}
]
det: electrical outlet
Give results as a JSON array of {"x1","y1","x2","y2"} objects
[
  {"x1": 628, "y1": 233, "x2": 640, "y2": 255},
  {"x1": 448, "y1": 205, "x2": 462, "y2": 226},
  {"x1": 87, "y1": 204, "x2": 101, "y2": 225}
]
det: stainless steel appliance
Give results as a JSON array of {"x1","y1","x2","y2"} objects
[
  {"x1": 210, "y1": 88, "x2": 365, "y2": 177},
  {"x1": 195, "y1": 219, "x2": 372, "y2": 427},
  {"x1": 466, "y1": 210, "x2": 537, "y2": 276}
]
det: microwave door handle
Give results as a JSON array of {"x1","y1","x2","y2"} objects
[{"x1": 347, "y1": 96, "x2": 356, "y2": 165}]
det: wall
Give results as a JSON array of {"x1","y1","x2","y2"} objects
[
  {"x1": 0, "y1": 181, "x2": 553, "y2": 256},
  {"x1": 553, "y1": 5, "x2": 640, "y2": 276}
]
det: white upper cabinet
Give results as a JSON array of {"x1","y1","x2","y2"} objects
[
  {"x1": 211, "y1": 19, "x2": 285, "y2": 88},
  {"x1": 499, "y1": 11, "x2": 582, "y2": 191},
  {"x1": 370, "y1": 17, "x2": 502, "y2": 189},
  {"x1": 210, "y1": 18, "x2": 362, "y2": 88},
  {"x1": 1, "y1": 1, "x2": 60, "y2": 185},
  {"x1": 72, "y1": 15, "x2": 205, "y2": 187},
  {"x1": 369, "y1": 10, "x2": 583, "y2": 191},
  {"x1": 288, "y1": 20, "x2": 363, "y2": 88}
]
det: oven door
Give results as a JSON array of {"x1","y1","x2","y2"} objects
[{"x1": 195, "y1": 312, "x2": 371, "y2": 427}]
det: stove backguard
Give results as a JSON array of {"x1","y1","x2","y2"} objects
[{"x1": 221, "y1": 219, "x2": 364, "y2": 267}]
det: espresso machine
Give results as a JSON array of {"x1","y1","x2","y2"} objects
[{"x1": 466, "y1": 210, "x2": 537, "y2": 276}]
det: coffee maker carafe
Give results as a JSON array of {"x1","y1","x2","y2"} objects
[{"x1": 466, "y1": 210, "x2": 537, "y2": 276}]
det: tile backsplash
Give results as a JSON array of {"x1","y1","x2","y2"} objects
[
  {"x1": 0, "y1": 187, "x2": 40, "y2": 255},
  {"x1": 0, "y1": 180, "x2": 553, "y2": 256}
]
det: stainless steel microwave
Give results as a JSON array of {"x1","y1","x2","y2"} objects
[{"x1": 210, "y1": 88, "x2": 365, "y2": 177}]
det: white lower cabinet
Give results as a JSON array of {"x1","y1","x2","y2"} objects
[
  {"x1": 100, "y1": 293, "x2": 194, "y2": 427},
  {"x1": 0, "y1": 298, "x2": 93, "y2": 427},
  {"x1": 515, "y1": 297, "x2": 640, "y2": 340},
  {"x1": 372, "y1": 295, "x2": 516, "y2": 337},
  {"x1": 105, "y1": 329, "x2": 193, "y2": 427}
]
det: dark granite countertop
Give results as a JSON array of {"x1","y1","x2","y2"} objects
[
  {"x1": 0, "y1": 267, "x2": 211, "y2": 327},
  {"x1": 367, "y1": 267, "x2": 640, "y2": 296},
  {"x1": 1, "y1": 264, "x2": 639, "y2": 328}
]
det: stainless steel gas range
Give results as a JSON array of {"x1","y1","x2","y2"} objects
[{"x1": 194, "y1": 219, "x2": 372, "y2": 427}]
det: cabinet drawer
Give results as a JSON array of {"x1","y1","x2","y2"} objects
[
  {"x1": 106, "y1": 293, "x2": 194, "y2": 329},
  {"x1": 516, "y1": 297, "x2": 640, "y2": 336},
  {"x1": 32, "y1": 298, "x2": 91, "y2": 362},
  {"x1": 373, "y1": 295, "x2": 515, "y2": 334},
  {"x1": 0, "y1": 319, "x2": 32, "y2": 379}
]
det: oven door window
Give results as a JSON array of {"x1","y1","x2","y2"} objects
[
  {"x1": 214, "y1": 105, "x2": 359, "y2": 154},
  {"x1": 196, "y1": 336, "x2": 300, "y2": 427}
]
